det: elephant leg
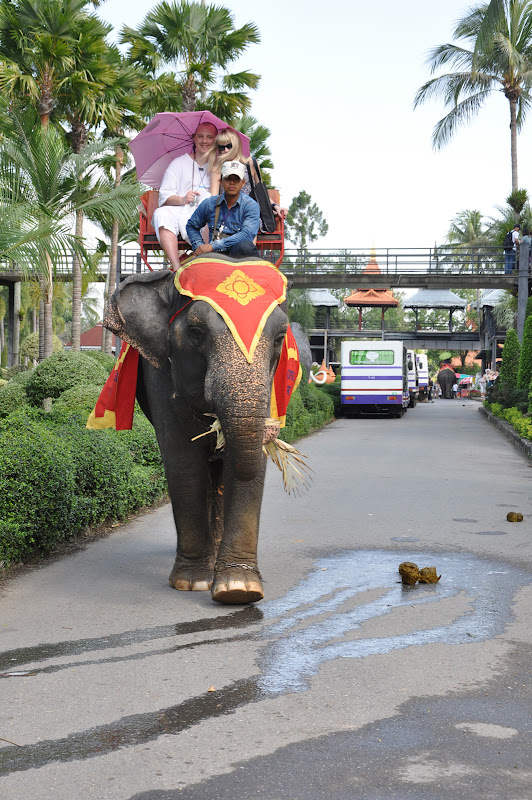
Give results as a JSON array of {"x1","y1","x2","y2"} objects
[
  {"x1": 211, "y1": 464, "x2": 267, "y2": 605},
  {"x1": 141, "y1": 362, "x2": 217, "y2": 591},
  {"x1": 165, "y1": 448, "x2": 218, "y2": 592}
]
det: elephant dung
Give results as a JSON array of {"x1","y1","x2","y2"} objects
[
  {"x1": 418, "y1": 566, "x2": 441, "y2": 583},
  {"x1": 506, "y1": 512, "x2": 524, "y2": 522},
  {"x1": 399, "y1": 562, "x2": 420, "y2": 585}
]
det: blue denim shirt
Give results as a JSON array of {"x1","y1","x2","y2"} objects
[{"x1": 186, "y1": 192, "x2": 260, "y2": 253}]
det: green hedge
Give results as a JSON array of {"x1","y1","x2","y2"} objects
[
  {"x1": 485, "y1": 401, "x2": 532, "y2": 440},
  {"x1": 281, "y1": 382, "x2": 334, "y2": 443},
  {"x1": 0, "y1": 406, "x2": 166, "y2": 565},
  {"x1": 25, "y1": 351, "x2": 108, "y2": 406}
]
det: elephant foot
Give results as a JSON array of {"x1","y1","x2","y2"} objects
[
  {"x1": 211, "y1": 562, "x2": 264, "y2": 605},
  {"x1": 169, "y1": 560, "x2": 214, "y2": 592}
]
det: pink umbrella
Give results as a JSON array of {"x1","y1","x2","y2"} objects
[{"x1": 129, "y1": 110, "x2": 250, "y2": 189}]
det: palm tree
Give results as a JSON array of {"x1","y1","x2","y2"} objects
[
  {"x1": 0, "y1": 0, "x2": 106, "y2": 128},
  {"x1": 414, "y1": 0, "x2": 532, "y2": 192},
  {"x1": 121, "y1": 0, "x2": 260, "y2": 116},
  {"x1": 445, "y1": 209, "x2": 491, "y2": 331},
  {"x1": 233, "y1": 114, "x2": 274, "y2": 184},
  {"x1": 0, "y1": 113, "x2": 138, "y2": 357}
]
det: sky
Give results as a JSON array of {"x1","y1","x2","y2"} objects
[{"x1": 95, "y1": 0, "x2": 532, "y2": 251}]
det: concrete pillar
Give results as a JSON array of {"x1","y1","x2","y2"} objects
[{"x1": 516, "y1": 239, "x2": 530, "y2": 342}]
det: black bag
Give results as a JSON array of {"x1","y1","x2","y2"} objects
[
  {"x1": 503, "y1": 230, "x2": 514, "y2": 251},
  {"x1": 247, "y1": 158, "x2": 276, "y2": 233}
]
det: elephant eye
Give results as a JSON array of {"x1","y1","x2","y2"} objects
[{"x1": 188, "y1": 325, "x2": 205, "y2": 346}]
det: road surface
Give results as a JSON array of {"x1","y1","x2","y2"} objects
[{"x1": 1, "y1": 399, "x2": 531, "y2": 799}]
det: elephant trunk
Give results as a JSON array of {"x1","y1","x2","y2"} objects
[{"x1": 206, "y1": 364, "x2": 270, "y2": 483}]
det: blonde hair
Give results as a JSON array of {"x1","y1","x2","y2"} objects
[{"x1": 208, "y1": 128, "x2": 250, "y2": 174}]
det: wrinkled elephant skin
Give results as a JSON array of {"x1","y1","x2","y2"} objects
[
  {"x1": 437, "y1": 367, "x2": 455, "y2": 399},
  {"x1": 104, "y1": 264, "x2": 289, "y2": 604}
]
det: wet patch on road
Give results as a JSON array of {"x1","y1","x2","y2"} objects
[
  {"x1": 390, "y1": 537, "x2": 419, "y2": 542},
  {"x1": 0, "y1": 550, "x2": 530, "y2": 776},
  {"x1": 132, "y1": 645, "x2": 532, "y2": 800},
  {"x1": 0, "y1": 606, "x2": 263, "y2": 672}
]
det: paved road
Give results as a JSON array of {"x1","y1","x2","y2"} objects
[{"x1": 1, "y1": 400, "x2": 531, "y2": 799}]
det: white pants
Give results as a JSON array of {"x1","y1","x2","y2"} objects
[{"x1": 152, "y1": 190, "x2": 210, "y2": 245}]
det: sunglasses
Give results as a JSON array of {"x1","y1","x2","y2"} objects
[{"x1": 218, "y1": 143, "x2": 232, "y2": 152}]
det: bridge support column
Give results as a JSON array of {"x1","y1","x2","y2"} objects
[{"x1": 517, "y1": 239, "x2": 530, "y2": 342}]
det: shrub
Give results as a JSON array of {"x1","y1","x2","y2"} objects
[
  {"x1": 25, "y1": 351, "x2": 107, "y2": 406},
  {"x1": 0, "y1": 416, "x2": 79, "y2": 560},
  {"x1": 498, "y1": 328, "x2": 520, "y2": 392},
  {"x1": 517, "y1": 315, "x2": 532, "y2": 391},
  {"x1": 485, "y1": 401, "x2": 532, "y2": 440},
  {"x1": 281, "y1": 383, "x2": 334, "y2": 443},
  {"x1": 0, "y1": 380, "x2": 29, "y2": 418},
  {"x1": 82, "y1": 350, "x2": 116, "y2": 373},
  {"x1": 2, "y1": 364, "x2": 29, "y2": 380},
  {"x1": 20, "y1": 331, "x2": 62, "y2": 360},
  {"x1": 0, "y1": 406, "x2": 166, "y2": 565},
  {"x1": 53, "y1": 384, "x2": 102, "y2": 416},
  {"x1": 0, "y1": 379, "x2": 6, "y2": 389}
]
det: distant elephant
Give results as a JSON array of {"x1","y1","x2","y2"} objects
[
  {"x1": 437, "y1": 366, "x2": 455, "y2": 399},
  {"x1": 104, "y1": 261, "x2": 292, "y2": 606}
]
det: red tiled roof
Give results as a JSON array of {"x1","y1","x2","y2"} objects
[
  {"x1": 68, "y1": 323, "x2": 116, "y2": 348},
  {"x1": 344, "y1": 248, "x2": 398, "y2": 307}
]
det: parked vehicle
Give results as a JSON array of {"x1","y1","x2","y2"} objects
[
  {"x1": 340, "y1": 341, "x2": 410, "y2": 417},
  {"x1": 416, "y1": 353, "x2": 429, "y2": 400},
  {"x1": 406, "y1": 349, "x2": 419, "y2": 408}
]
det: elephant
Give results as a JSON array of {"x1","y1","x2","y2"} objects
[
  {"x1": 437, "y1": 366, "x2": 456, "y2": 399},
  {"x1": 104, "y1": 260, "x2": 293, "y2": 605}
]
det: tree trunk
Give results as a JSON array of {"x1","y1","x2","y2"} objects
[
  {"x1": 43, "y1": 253, "x2": 54, "y2": 359},
  {"x1": 509, "y1": 96, "x2": 519, "y2": 195},
  {"x1": 71, "y1": 208, "x2": 84, "y2": 351},
  {"x1": 104, "y1": 145, "x2": 123, "y2": 355},
  {"x1": 182, "y1": 76, "x2": 197, "y2": 112}
]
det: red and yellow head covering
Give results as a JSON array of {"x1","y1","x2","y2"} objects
[{"x1": 174, "y1": 257, "x2": 287, "y2": 364}]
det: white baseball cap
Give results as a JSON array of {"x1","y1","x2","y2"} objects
[{"x1": 221, "y1": 160, "x2": 246, "y2": 180}]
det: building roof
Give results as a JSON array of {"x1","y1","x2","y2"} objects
[
  {"x1": 307, "y1": 288, "x2": 341, "y2": 307},
  {"x1": 403, "y1": 288, "x2": 466, "y2": 309},
  {"x1": 344, "y1": 287, "x2": 399, "y2": 307},
  {"x1": 69, "y1": 322, "x2": 116, "y2": 349},
  {"x1": 344, "y1": 247, "x2": 398, "y2": 308}
]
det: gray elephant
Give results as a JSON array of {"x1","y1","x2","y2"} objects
[
  {"x1": 437, "y1": 366, "x2": 455, "y2": 399},
  {"x1": 104, "y1": 261, "x2": 293, "y2": 605}
]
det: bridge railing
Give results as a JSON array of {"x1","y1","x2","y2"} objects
[
  {"x1": 0, "y1": 245, "x2": 525, "y2": 279},
  {"x1": 281, "y1": 247, "x2": 511, "y2": 274}
]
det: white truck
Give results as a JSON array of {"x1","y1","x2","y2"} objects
[
  {"x1": 416, "y1": 353, "x2": 429, "y2": 400},
  {"x1": 341, "y1": 341, "x2": 410, "y2": 417},
  {"x1": 406, "y1": 349, "x2": 419, "y2": 408}
]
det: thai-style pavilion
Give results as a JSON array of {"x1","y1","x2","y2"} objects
[
  {"x1": 344, "y1": 249, "x2": 398, "y2": 330},
  {"x1": 403, "y1": 288, "x2": 466, "y2": 332}
]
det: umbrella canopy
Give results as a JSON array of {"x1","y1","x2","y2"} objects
[{"x1": 130, "y1": 111, "x2": 250, "y2": 189}]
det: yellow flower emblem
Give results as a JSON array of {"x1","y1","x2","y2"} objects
[{"x1": 216, "y1": 270, "x2": 266, "y2": 306}]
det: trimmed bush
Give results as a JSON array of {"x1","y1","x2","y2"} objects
[
  {"x1": 498, "y1": 328, "x2": 520, "y2": 392},
  {"x1": 53, "y1": 384, "x2": 102, "y2": 416},
  {"x1": 281, "y1": 383, "x2": 334, "y2": 443},
  {"x1": 485, "y1": 401, "x2": 532, "y2": 440},
  {"x1": 0, "y1": 406, "x2": 166, "y2": 565},
  {"x1": 82, "y1": 350, "x2": 116, "y2": 372},
  {"x1": 517, "y1": 315, "x2": 532, "y2": 390},
  {"x1": 2, "y1": 364, "x2": 29, "y2": 380},
  {"x1": 0, "y1": 380, "x2": 29, "y2": 418},
  {"x1": 19, "y1": 331, "x2": 62, "y2": 360},
  {"x1": 25, "y1": 351, "x2": 107, "y2": 406}
]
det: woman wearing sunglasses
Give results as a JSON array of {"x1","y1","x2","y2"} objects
[{"x1": 209, "y1": 129, "x2": 287, "y2": 220}]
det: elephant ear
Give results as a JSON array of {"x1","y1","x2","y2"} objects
[{"x1": 104, "y1": 270, "x2": 182, "y2": 368}]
